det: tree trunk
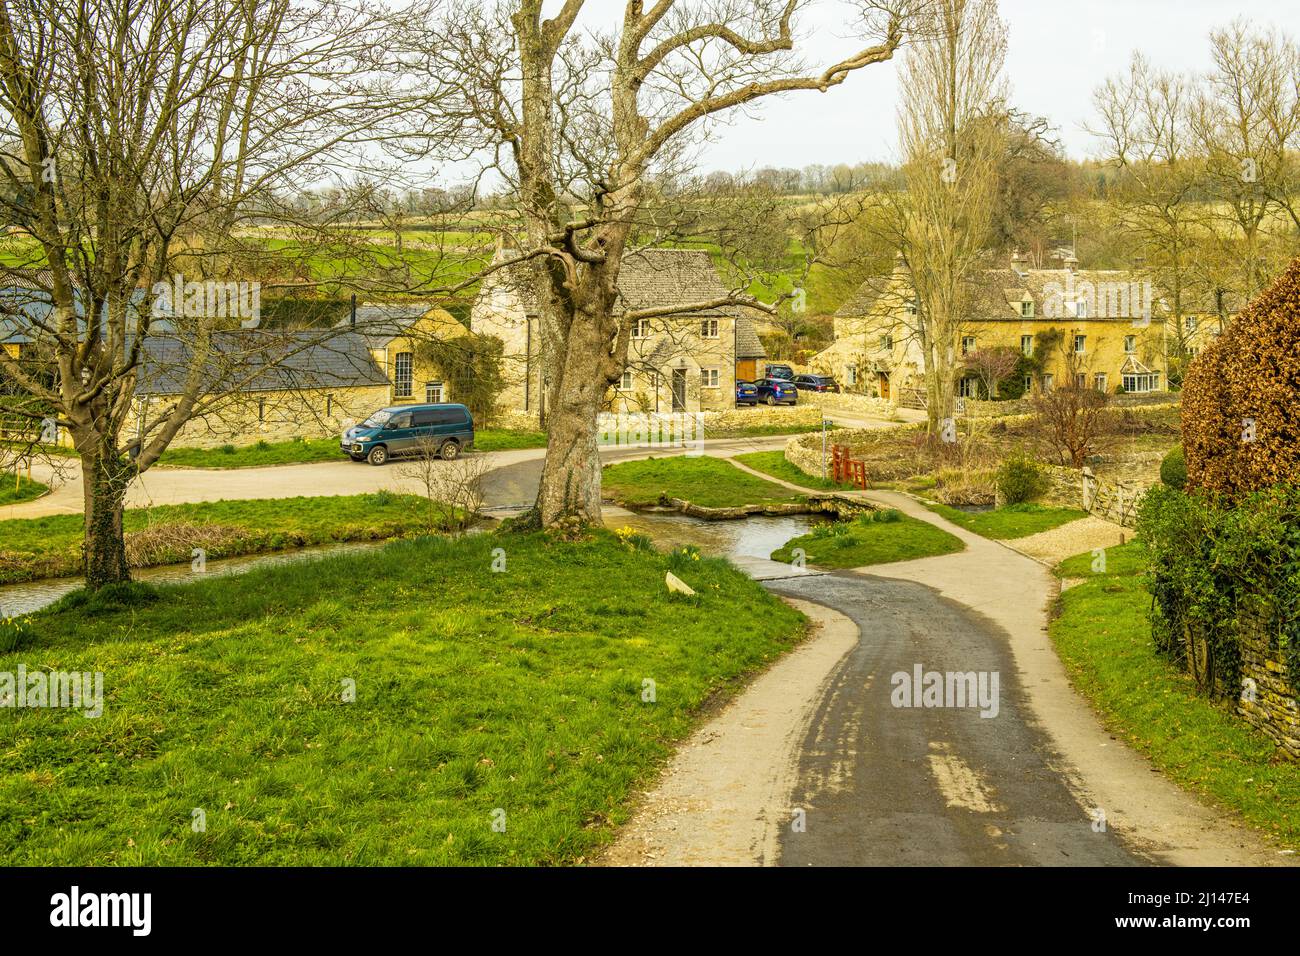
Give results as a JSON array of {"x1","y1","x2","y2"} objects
[
  {"x1": 533, "y1": 318, "x2": 609, "y2": 526},
  {"x1": 80, "y1": 447, "x2": 131, "y2": 589}
]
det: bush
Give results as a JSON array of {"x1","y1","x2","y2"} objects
[
  {"x1": 1182, "y1": 257, "x2": 1300, "y2": 497},
  {"x1": 995, "y1": 456, "x2": 1048, "y2": 505},
  {"x1": 1159, "y1": 446, "x2": 1186, "y2": 490}
]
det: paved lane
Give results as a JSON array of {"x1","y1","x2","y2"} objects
[{"x1": 766, "y1": 572, "x2": 1142, "y2": 866}]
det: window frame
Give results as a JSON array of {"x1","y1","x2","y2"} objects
[{"x1": 393, "y1": 352, "x2": 414, "y2": 398}]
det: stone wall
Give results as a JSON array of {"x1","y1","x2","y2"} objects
[
  {"x1": 797, "y1": 391, "x2": 895, "y2": 418},
  {"x1": 963, "y1": 394, "x2": 1181, "y2": 418},
  {"x1": 1237, "y1": 612, "x2": 1300, "y2": 760},
  {"x1": 783, "y1": 425, "x2": 896, "y2": 480}
]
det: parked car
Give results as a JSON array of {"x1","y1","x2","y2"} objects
[
  {"x1": 792, "y1": 374, "x2": 840, "y2": 393},
  {"x1": 341, "y1": 403, "x2": 475, "y2": 465},
  {"x1": 753, "y1": 377, "x2": 798, "y2": 406},
  {"x1": 735, "y1": 380, "x2": 759, "y2": 406},
  {"x1": 763, "y1": 363, "x2": 796, "y2": 381}
]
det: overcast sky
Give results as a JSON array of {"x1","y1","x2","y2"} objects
[{"x1": 697, "y1": 0, "x2": 1297, "y2": 171}]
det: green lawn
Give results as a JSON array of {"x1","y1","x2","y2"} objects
[
  {"x1": 770, "y1": 511, "x2": 964, "y2": 569},
  {"x1": 1051, "y1": 544, "x2": 1300, "y2": 847},
  {"x1": 0, "y1": 531, "x2": 806, "y2": 864},
  {"x1": 156, "y1": 429, "x2": 549, "y2": 469},
  {"x1": 920, "y1": 501, "x2": 1087, "y2": 539},
  {"x1": 601, "y1": 456, "x2": 806, "y2": 509},
  {"x1": 732, "y1": 450, "x2": 859, "y2": 492},
  {"x1": 0, "y1": 474, "x2": 48, "y2": 506},
  {"x1": 0, "y1": 493, "x2": 441, "y2": 585}
]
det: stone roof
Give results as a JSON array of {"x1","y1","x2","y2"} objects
[
  {"x1": 489, "y1": 248, "x2": 736, "y2": 318},
  {"x1": 338, "y1": 302, "x2": 444, "y2": 347},
  {"x1": 734, "y1": 313, "x2": 767, "y2": 359},
  {"x1": 136, "y1": 330, "x2": 390, "y2": 396}
]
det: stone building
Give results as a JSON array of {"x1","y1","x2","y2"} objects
[
  {"x1": 813, "y1": 252, "x2": 1171, "y2": 406},
  {"x1": 470, "y1": 248, "x2": 766, "y2": 422}
]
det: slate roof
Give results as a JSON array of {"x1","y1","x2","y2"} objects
[
  {"x1": 136, "y1": 330, "x2": 390, "y2": 396},
  {"x1": 734, "y1": 313, "x2": 767, "y2": 359},
  {"x1": 490, "y1": 248, "x2": 736, "y2": 318},
  {"x1": 340, "y1": 302, "x2": 443, "y2": 347}
]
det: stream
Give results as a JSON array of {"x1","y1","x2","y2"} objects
[{"x1": 0, "y1": 510, "x2": 828, "y2": 617}]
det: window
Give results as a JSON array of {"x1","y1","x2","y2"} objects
[
  {"x1": 1185, "y1": 316, "x2": 1198, "y2": 331},
  {"x1": 1021, "y1": 335, "x2": 1033, "y2": 356},
  {"x1": 258, "y1": 399, "x2": 265, "y2": 422},
  {"x1": 1123, "y1": 372, "x2": 1160, "y2": 393},
  {"x1": 1020, "y1": 300, "x2": 1034, "y2": 318},
  {"x1": 880, "y1": 333, "x2": 894, "y2": 351},
  {"x1": 1124, "y1": 335, "x2": 1136, "y2": 354},
  {"x1": 904, "y1": 300, "x2": 917, "y2": 316},
  {"x1": 1075, "y1": 373, "x2": 1087, "y2": 389},
  {"x1": 1073, "y1": 334, "x2": 1086, "y2": 354},
  {"x1": 325, "y1": 395, "x2": 333, "y2": 417},
  {"x1": 846, "y1": 364, "x2": 858, "y2": 386},
  {"x1": 619, "y1": 370, "x2": 634, "y2": 391},
  {"x1": 425, "y1": 381, "x2": 444, "y2": 404},
  {"x1": 700, "y1": 367, "x2": 720, "y2": 388},
  {"x1": 1023, "y1": 375, "x2": 1033, "y2": 393},
  {"x1": 700, "y1": 319, "x2": 719, "y2": 339},
  {"x1": 958, "y1": 377, "x2": 977, "y2": 398},
  {"x1": 1075, "y1": 299, "x2": 1089, "y2": 318},
  {"x1": 961, "y1": 335, "x2": 977, "y2": 356},
  {"x1": 1043, "y1": 374, "x2": 1054, "y2": 391},
  {"x1": 1094, "y1": 373, "x2": 1107, "y2": 392},
  {"x1": 394, "y1": 352, "x2": 413, "y2": 398},
  {"x1": 631, "y1": 319, "x2": 650, "y2": 339}
]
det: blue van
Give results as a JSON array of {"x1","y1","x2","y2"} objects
[{"x1": 341, "y1": 404, "x2": 475, "y2": 465}]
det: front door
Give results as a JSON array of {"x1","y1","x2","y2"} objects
[
  {"x1": 878, "y1": 371, "x2": 890, "y2": 400},
  {"x1": 670, "y1": 368, "x2": 687, "y2": 412}
]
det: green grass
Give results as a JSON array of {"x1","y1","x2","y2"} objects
[
  {"x1": 601, "y1": 456, "x2": 806, "y2": 509},
  {"x1": 0, "y1": 493, "x2": 441, "y2": 585},
  {"x1": 1055, "y1": 539, "x2": 1147, "y2": 578},
  {"x1": 0, "y1": 531, "x2": 806, "y2": 864},
  {"x1": 0, "y1": 474, "x2": 48, "y2": 506},
  {"x1": 732, "y1": 450, "x2": 859, "y2": 491},
  {"x1": 770, "y1": 510, "x2": 964, "y2": 569},
  {"x1": 920, "y1": 501, "x2": 1087, "y2": 539},
  {"x1": 1051, "y1": 544, "x2": 1300, "y2": 848},
  {"x1": 156, "y1": 429, "x2": 549, "y2": 469}
]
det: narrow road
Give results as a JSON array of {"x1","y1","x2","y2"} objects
[{"x1": 764, "y1": 571, "x2": 1138, "y2": 865}]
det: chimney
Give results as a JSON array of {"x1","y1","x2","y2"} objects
[
  {"x1": 1010, "y1": 249, "x2": 1027, "y2": 275},
  {"x1": 1064, "y1": 251, "x2": 1078, "y2": 273}
]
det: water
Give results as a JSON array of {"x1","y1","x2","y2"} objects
[
  {"x1": 0, "y1": 540, "x2": 386, "y2": 618},
  {"x1": 0, "y1": 511, "x2": 828, "y2": 618}
]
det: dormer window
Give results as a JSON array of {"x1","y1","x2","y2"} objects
[{"x1": 1020, "y1": 300, "x2": 1034, "y2": 318}]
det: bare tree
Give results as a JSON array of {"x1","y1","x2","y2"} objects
[
  {"x1": 962, "y1": 346, "x2": 1017, "y2": 399},
  {"x1": 1032, "y1": 348, "x2": 1109, "y2": 468},
  {"x1": 399, "y1": 0, "x2": 916, "y2": 527},
  {"x1": 0, "y1": 0, "x2": 401, "y2": 587},
  {"x1": 400, "y1": 437, "x2": 488, "y2": 534}
]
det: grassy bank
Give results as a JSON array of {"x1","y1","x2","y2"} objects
[
  {"x1": 0, "y1": 474, "x2": 48, "y2": 507},
  {"x1": 732, "y1": 451, "x2": 859, "y2": 492},
  {"x1": 0, "y1": 492, "x2": 440, "y2": 585},
  {"x1": 602, "y1": 456, "x2": 806, "y2": 509},
  {"x1": 770, "y1": 510, "x2": 963, "y2": 569},
  {"x1": 155, "y1": 429, "x2": 548, "y2": 469},
  {"x1": 920, "y1": 501, "x2": 1086, "y2": 539},
  {"x1": 708, "y1": 421, "x2": 834, "y2": 440},
  {"x1": 0, "y1": 531, "x2": 806, "y2": 864},
  {"x1": 1050, "y1": 543, "x2": 1300, "y2": 847}
]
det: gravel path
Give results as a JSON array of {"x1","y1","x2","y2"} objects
[{"x1": 1008, "y1": 515, "x2": 1132, "y2": 567}]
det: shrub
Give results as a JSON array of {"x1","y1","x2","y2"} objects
[
  {"x1": 995, "y1": 456, "x2": 1048, "y2": 505},
  {"x1": 1182, "y1": 257, "x2": 1300, "y2": 496},
  {"x1": 220, "y1": 444, "x2": 236, "y2": 455},
  {"x1": 1159, "y1": 446, "x2": 1186, "y2": 490}
]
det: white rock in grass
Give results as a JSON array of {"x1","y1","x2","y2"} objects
[{"x1": 665, "y1": 571, "x2": 696, "y2": 596}]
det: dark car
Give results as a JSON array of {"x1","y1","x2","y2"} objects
[
  {"x1": 792, "y1": 374, "x2": 840, "y2": 393},
  {"x1": 753, "y1": 377, "x2": 798, "y2": 406},
  {"x1": 735, "y1": 380, "x2": 759, "y2": 406},
  {"x1": 763, "y1": 363, "x2": 796, "y2": 381},
  {"x1": 341, "y1": 403, "x2": 475, "y2": 466}
]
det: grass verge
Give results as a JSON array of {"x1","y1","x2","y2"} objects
[
  {"x1": 920, "y1": 501, "x2": 1087, "y2": 539},
  {"x1": 0, "y1": 531, "x2": 806, "y2": 864},
  {"x1": 770, "y1": 510, "x2": 963, "y2": 569},
  {"x1": 155, "y1": 429, "x2": 549, "y2": 468},
  {"x1": 0, "y1": 474, "x2": 48, "y2": 507},
  {"x1": 0, "y1": 492, "x2": 441, "y2": 585},
  {"x1": 732, "y1": 451, "x2": 859, "y2": 492},
  {"x1": 602, "y1": 456, "x2": 806, "y2": 510},
  {"x1": 1050, "y1": 543, "x2": 1300, "y2": 847}
]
